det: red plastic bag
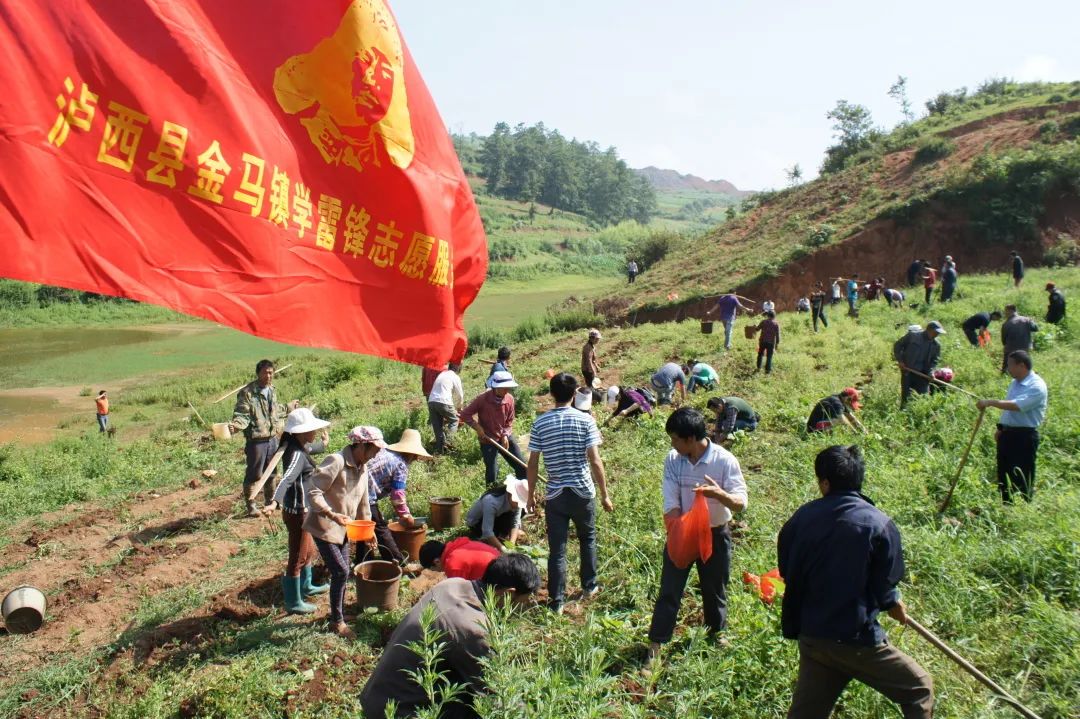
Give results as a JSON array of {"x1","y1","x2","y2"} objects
[
  {"x1": 743, "y1": 568, "x2": 786, "y2": 605},
  {"x1": 664, "y1": 492, "x2": 713, "y2": 569}
]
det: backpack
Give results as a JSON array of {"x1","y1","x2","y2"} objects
[{"x1": 637, "y1": 386, "x2": 657, "y2": 406}]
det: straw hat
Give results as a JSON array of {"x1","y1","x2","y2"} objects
[
  {"x1": 385, "y1": 428, "x2": 432, "y2": 459},
  {"x1": 504, "y1": 475, "x2": 530, "y2": 509},
  {"x1": 284, "y1": 407, "x2": 330, "y2": 434}
]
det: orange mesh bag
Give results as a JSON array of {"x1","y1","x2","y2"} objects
[{"x1": 664, "y1": 491, "x2": 714, "y2": 569}]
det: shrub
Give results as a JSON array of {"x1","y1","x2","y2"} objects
[
  {"x1": 806, "y1": 224, "x2": 835, "y2": 247},
  {"x1": 1039, "y1": 121, "x2": 1060, "y2": 142},
  {"x1": 467, "y1": 325, "x2": 508, "y2": 355},
  {"x1": 1061, "y1": 115, "x2": 1080, "y2": 138},
  {"x1": 630, "y1": 230, "x2": 680, "y2": 269},
  {"x1": 547, "y1": 305, "x2": 603, "y2": 333},
  {"x1": 0, "y1": 279, "x2": 36, "y2": 308},
  {"x1": 511, "y1": 316, "x2": 548, "y2": 343},
  {"x1": 1047, "y1": 93, "x2": 1066, "y2": 103},
  {"x1": 1044, "y1": 234, "x2": 1080, "y2": 267},
  {"x1": 925, "y1": 88, "x2": 968, "y2": 116},
  {"x1": 913, "y1": 136, "x2": 956, "y2": 164}
]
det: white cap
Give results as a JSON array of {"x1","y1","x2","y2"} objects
[
  {"x1": 489, "y1": 370, "x2": 518, "y2": 388},
  {"x1": 606, "y1": 386, "x2": 620, "y2": 407}
]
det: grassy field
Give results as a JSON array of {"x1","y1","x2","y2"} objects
[
  {"x1": 0, "y1": 267, "x2": 1076, "y2": 718},
  {"x1": 465, "y1": 274, "x2": 621, "y2": 328}
]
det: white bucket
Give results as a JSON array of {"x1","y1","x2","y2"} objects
[
  {"x1": 2, "y1": 585, "x2": 46, "y2": 634},
  {"x1": 211, "y1": 423, "x2": 232, "y2": 441}
]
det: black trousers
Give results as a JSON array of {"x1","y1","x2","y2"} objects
[
  {"x1": 812, "y1": 305, "x2": 828, "y2": 331},
  {"x1": 899, "y1": 371, "x2": 930, "y2": 407},
  {"x1": 757, "y1": 342, "x2": 776, "y2": 373},
  {"x1": 648, "y1": 524, "x2": 732, "y2": 643},
  {"x1": 924, "y1": 286, "x2": 933, "y2": 304},
  {"x1": 962, "y1": 325, "x2": 980, "y2": 347},
  {"x1": 996, "y1": 427, "x2": 1039, "y2": 502}
]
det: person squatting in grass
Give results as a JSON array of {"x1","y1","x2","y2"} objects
[
  {"x1": 685, "y1": 359, "x2": 719, "y2": 393},
  {"x1": 647, "y1": 407, "x2": 748, "y2": 665},
  {"x1": 976, "y1": 350, "x2": 1048, "y2": 503},
  {"x1": 603, "y1": 385, "x2": 655, "y2": 426},
  {"x1": 464, "y1": 476, "x2": 529, "y2": 549},
  {"x1": 359, "y1": 553, "x2": 542, "y2": 719},
  {"x1": 778, "y1": 445, "x2": 933, "y2": 719},
  {"x1": 806, "y1": 387, "x2": 864, "y2": 433},
  {"x1": 961, "y1": 310, "x2": 1002, "y2": 347},
  {"x1": 893, "y1": 321, "x2": 944, "y2": 408},
  {"x1": 357, "y1": 429, "x2": 432, "y2": 569},
  {"x1": 650, "y1": 360, "x2": 688, "y2": 406},
  {"x1": 418, "y1": 536, "x2": 500, "y2": 580},
  {"x1": 527, "y1": 372, "x2": 612, "y2": 614},
  {"x1": 461, "y1": 371, "x2": 529, "y2": 487},
  {"x1": 883, "y1": 287, "x2": 905, "y2": 308},
  {"x1": 265, "y1": 408, "x2": 331, "y2": 615},
  {"x1": 231, "y1": 359, "x2": 294, "y2": 517},
  {"x1": 707, "y1": 395, "x2": 759, "y2": 442},
  {"x1": 304, "y1": 425, "x2": 385, "y2": 638}
]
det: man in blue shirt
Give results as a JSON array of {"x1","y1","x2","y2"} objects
[
  {"x1": 977, "y1": 350, "x2": 1048, "y2": 503},
  {"x1": 528, "y1": 373, "x2": 612, "y2": 613},
  {"x1": 647, "y1": 407, "x2": 747, "y2": 666},
  {"x1": 778, "y1": 445, "x2": 933, "y2": 719},
  {"x1": 705, "y1": 291, "x2": 753, "y2": 350}
]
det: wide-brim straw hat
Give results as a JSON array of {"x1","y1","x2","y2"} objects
[
  {"x1": 385, "y1": 428, "x2": 432, "y2": 459},
  {"x1": 284, "y1": 407, "x2": 330, "y2": 434},
  {"x1": 504, "y1": 476, "x2": 530, "y2": 509}
]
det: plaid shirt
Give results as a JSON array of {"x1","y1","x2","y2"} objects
[
  {"x1": 366, "y1": 449, "x2": 411, "y2": 517},
  {"x1": 662, "y1": 441, "x2": 747, "y2": 527}
]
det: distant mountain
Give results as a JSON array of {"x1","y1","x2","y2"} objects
[{"x1": 634, "y1": 166, "x2": 753, "y2": 197}]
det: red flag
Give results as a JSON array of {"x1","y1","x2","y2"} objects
[{"x1": 0, "y1": 0, "x2": 486, "y2": 366}]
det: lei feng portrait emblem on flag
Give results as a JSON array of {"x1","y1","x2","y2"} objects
[{"x1": 273, "y1": 0, "x2": 415, "y2": 174}]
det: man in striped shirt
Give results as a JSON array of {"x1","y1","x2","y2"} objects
[
  {"x1": 528, "y1": 372, "x2": 613, "y2": 613},
  {"x1": 648, "y1": 407, "x2": 748, "y2": 665}
]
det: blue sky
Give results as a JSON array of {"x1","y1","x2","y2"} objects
[{"x1": 394, "y1": 0, "x2": 1079, "y2": 190}]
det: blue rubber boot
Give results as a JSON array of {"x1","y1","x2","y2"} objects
[
  {"x1": 300, "y1": 565, "x2": 330, "y2": 597},
  {"x1": 281, "y1": 575, "x2": 316, "y2": 614}
]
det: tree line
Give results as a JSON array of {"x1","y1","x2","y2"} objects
[{"x1": 469, "y1": 122, "x2": 658, "y2": 227}]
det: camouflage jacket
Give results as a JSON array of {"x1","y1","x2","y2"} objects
[{"x1": 231, "y1": 381, "x2": 286, "y2": 440}]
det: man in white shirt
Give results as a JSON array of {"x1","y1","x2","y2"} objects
[
  {"x1": 647, "y1": 407, "x2": 748, "y2": 665},
  {"x1": 976, "y1": 350, "x2": 1048, "y2": 502},
  {"x1": 427, "y1": 362, "x2": 464, "y2": 453}
]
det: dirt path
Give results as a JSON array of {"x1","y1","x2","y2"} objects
[{"x1": 0, "y1": 476, "x2": 276, "y2": 687}]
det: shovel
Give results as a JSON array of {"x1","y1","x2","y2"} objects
[
  {"x1": 937, "y1": 407, "x2": 986, "y2": 514},
  {"x1": 908, "y1": 617, "x2": 1043, "y2": 719}
]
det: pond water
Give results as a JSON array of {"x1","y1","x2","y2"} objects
[{"x1": 0, "y1": 327, "x2": 163, "y2": 374}]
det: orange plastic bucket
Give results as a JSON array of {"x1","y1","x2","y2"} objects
[{"x1": 346, "y1": 519, "x2": 375, "y2": 542}]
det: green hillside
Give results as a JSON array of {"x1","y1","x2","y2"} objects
[
  {"x1": 600, "y1": 81, "x2": 1080, "y2": 318},
  {"x1": 2, "y1": 267, "x2": 1076, "y2": 717}
]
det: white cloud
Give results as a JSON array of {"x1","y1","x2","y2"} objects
[{"x1": 1014, "y1": 55, "x2": 1061, "y2": 82}]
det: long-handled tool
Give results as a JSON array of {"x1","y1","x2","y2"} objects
[
  {"x1": 937, "y1": 407, "x2": 986, "y2": 514},
  {"x1": 900, "y1": 365, "x2": 981, "y2": 400},
  {"x1": 212, "y1": 363, "x2": 294, "y2": 404},
  {"x1": 907, "y1": 617, "x2": 1043, "y2": 719}
]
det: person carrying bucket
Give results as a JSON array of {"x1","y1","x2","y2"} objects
[
  {"x1": 358, "y1": 429, "x2": 433, "y2": 570},
  {"x1": 264, "y1": 408, "x2": 331, "y2": 615},
  {"x1": 304, "y1": 426, "x2": 385, "y2": 638},
  {"x1": 705, "y1": 291, "x2": 753, "y2": 350}
]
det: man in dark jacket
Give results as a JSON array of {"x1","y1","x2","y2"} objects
[
  {"x1": 1000, "y1": 304, "x2": 1038, "y2": 373},
  {"x1": 1045, "y1": 282, "x2": 1066, "y2": 324},
  {"x1": 778, "y1": 445, "x2": 933, "y2": 719},
  {"x1": 893, "y1": 321, "x2": 944, "y2": 408},
  {"x1": 961, "y1": 310, "x2": 1002, "y2": 347},
  {"x1": 905, "y1": 258, "x2": 923, "y2": 287},
  {"x1": 1010, "y1": 251, "x2": 1024, "y2": 288}
]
